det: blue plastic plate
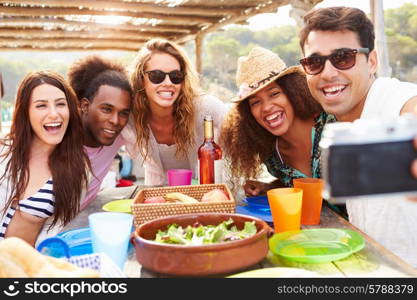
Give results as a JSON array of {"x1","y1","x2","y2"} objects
[
  {"x1": 37, "y1": 237, "x2": 71, "y2": 258},
  {"x1": 57, "y1": 226, "x2": 135, "y2": 257},
  {"x1": 236, "y1": 195, "x2": 272, "y2": 223},
  {"x1": 57, "y1": 227, "x2": 93, "y2": 256},
  {"x1": 245, "y1": 195, "x2": 269, "y2": 206}
]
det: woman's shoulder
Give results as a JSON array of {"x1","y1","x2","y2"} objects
[
  {"x1": 195, "y1": 93, "x2": 227, "y2": 107},
  {"x1": 194, "y1": 93, "x2": 230, "y2": 119}
]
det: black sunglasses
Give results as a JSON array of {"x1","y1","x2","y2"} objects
[
  {"x1": 299, "y1": 48, "x2": 370, "y2": 75},
  {"x1": 145, "y1": 70, "x2": 185, "y2": 85}
]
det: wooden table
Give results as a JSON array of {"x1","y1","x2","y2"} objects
[{"x1": 63, "y1": 186, "x2": 417, "y2": 278}]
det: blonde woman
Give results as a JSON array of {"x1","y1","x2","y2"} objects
[{"x1": 130, "y1": 39, "x2": 229, "y2": 185}]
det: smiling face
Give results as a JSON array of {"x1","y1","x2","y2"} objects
[
  {"x1": 82, "y1": 85, "x2": 131, "y2": 147},
  {"x1": 303, "y1": 30, "x2": 377, "y2": 122},
  {"x1": 247, "y1": 81, "x2": 294, "y2": 137},
  {"x1": 29, "y1": 83, "x2": 69, "y2": 150},
  {"x1": 144, "y1": 52, "x2": 182, "y2": 110}
]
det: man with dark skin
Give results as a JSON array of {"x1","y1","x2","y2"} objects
[{"x1": 68, "y1": 55, "x2": 136, "y2": 210}]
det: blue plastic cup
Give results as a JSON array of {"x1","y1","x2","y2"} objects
[{"x1": 88, "y1": 212, "x2": 133, "y2": 270}]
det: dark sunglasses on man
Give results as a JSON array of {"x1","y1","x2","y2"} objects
[
  {"x1": 145, "y1": 69, "x2": 185, "y2": 85},
  {"x1": 299, "y1": 48, "x2": 370, "y2": 75}
]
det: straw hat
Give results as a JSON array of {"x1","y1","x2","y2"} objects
[{"x1": 233, "y1": 46, "x2": 303, "y2": 103}]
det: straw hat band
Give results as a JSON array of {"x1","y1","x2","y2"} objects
[{"x1": 247, "y1": 70, "x2": 286, "y2": 90}]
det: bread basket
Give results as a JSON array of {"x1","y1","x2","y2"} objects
[{"x1": 131, "y1": 184, "x2": 235, "y2": 227}]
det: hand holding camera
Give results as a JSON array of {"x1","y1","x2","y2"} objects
[{"x1": 320, "y1": 114, "x2": 417, "y2": 203}]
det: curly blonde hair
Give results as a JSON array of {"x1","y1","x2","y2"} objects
[
  {"x1": 220, "y1": 72, "x2": 322, "y2": 187},
  {"x1": 130, "y1": 39, "x2": 200, "y2": 160}
]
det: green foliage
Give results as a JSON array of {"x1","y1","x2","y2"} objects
[
  {"x1": 385, "y1": 3, "x2": 417, "y2": 36},
  {"x1": 0, "y1": 51, "x2": 134, "y2": 105},
  {"x1": 384, "y1": 3, "x2": 417, "y2": 81},
  {"x1": 0, "y1": 53, "x2": 67, "y2": 103},
  {"x1": 202, "y1": 25, "x2": 304, "y2": 99}
]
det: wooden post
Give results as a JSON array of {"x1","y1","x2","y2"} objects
[
  {"x1": 290, "y1": 0, "x2": 323, "y2": 28},
  {"x1": 371, "y1": 0, "x2": 392, "y2": 77},
  {"x1": 195, "y1": 34, "x2": 203, "y2": 76},
  {"x1": 370, "y1": 0, "x2": 375, "y2": 23}
]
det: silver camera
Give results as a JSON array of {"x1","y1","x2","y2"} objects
[{"x1": 320, "y1": 114, "x2": 417, "y2": 203}]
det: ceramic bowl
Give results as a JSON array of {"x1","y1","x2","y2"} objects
[{"x1": 131, "y1": 213, "x2": 273, "y2": 276}]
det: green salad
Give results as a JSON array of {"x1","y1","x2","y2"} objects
[{"x1": 154, "y1": 218, "x2": 257, "y2": 245}]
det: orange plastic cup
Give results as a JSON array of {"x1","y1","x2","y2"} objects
[
  {"x1": 267, "y1": 188, "x2": 303, "y2": 233},
  {"x1": 293, "y1": 178, "x2": 324, "y2": 225}
]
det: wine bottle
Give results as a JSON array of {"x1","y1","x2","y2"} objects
[{"x1": 198, "y1": 115, "x2": 223, "y2": 184}]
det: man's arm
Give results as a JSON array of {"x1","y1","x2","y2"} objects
[
  {"x1": 400, "y1": 95, "x2": 417, "y2": 116},
  {"x1": 412, "y1": 138, "x2": 417, "y2": 179},
  {"x1": 408, "y1": 137, "x2": 417, "y2": 202},
  {"x1": 243, "y1": 179, "x2": 284, "y2": 196}
]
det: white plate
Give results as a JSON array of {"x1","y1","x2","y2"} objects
[{"x1": 228, "y1": 267, "x2": 321, "y2": 278}]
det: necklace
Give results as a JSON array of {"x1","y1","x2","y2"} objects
[{"x1": 275, "y1": 138, "x2": 284, "y2": 165}]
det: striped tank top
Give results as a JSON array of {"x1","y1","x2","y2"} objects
[{"x1": 0, "y1": 179, "x2": 55, "y2": 240}]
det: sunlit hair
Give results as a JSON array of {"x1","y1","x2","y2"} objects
[
  {"x1": 220, "y1": 73, "x2": 321, "y2": 190},
  {"x1": 0, "y1": 70, "x2": 90, "y2": 228},
  {"x1": 299, "y1": 7, "x2": 375, "y2": 54},
  {"x1": 130, "y1": 38, "x2": 200, "y2": 159},
  {"x1": 67, "y1": 54, "x2": 132, "y2": 103}
]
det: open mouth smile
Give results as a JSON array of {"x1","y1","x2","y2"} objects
[
  {"x1": 322, "y1": 85, "x2": 347, "y2": 98},
  {"x1": 43, "y1": 122, "x2": 62, "y2": 133},
  {"x1": 264, "y1": 111, "x2": 284, "y2": 128}
]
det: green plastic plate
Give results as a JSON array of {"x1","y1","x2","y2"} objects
[
  {"x1": 102, "y1": 199, "x2": 133, "y2": 214},
  {"x1": 269, "y1": 228, "x2": 365, "y2": 264}
]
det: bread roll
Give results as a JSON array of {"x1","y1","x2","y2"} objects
[
  {"x1": 0, "y1": 251, "x2": 28, "y2": 277},
  {"x1": 201, "y1": 189, "x2": 229, "y2": 202},
  {"x1": 165, "y1": 192, "x2": 199, "y2": 203},
  {"x1": 0, "y1": 237, "x2": 99, "y2": 278}
]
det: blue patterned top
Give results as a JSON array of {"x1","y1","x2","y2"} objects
[{"x1": 264, "y1": 112, "x2": 336, "y2": 186}]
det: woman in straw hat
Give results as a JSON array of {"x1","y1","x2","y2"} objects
[
  {"x1": 130, "y1": 38, "x2": 229, "y2": 185},
  {"x1": 220, "y1": 46, "x2": 335, "y2": 196}
]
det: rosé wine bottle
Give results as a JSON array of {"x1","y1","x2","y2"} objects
[{"x1": 198, "y1": 115, "x2": 222, "y2": 184}]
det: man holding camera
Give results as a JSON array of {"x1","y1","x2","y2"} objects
[{"x1": 299, "y1": 6, "x2": 417, "y2": 267}]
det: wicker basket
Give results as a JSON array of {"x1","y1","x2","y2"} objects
[{"x1": 131, "y1": 184, "x2": 236, "y2": 226}]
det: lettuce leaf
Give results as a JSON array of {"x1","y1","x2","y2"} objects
[{"x1": 154, "y1": 218, "x2": 257, "y2": 245}]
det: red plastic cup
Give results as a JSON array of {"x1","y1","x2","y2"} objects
[{"x1": 167, "y1": 169, "x2": 193, "y2": 186}]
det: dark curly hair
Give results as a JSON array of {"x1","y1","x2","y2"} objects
[
  {"x1": 220, "y1": 72, "x2": 321, "y2": 188},
  {"x1": 67, "y1": 55, "x2": 132, "y2": 102}
]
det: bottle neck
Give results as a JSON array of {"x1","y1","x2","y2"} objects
[{"x1": 204, "y1": 119, "x2": 214, "y2": 140}]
